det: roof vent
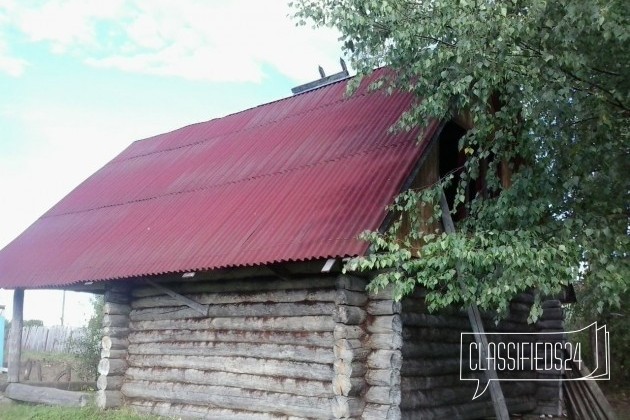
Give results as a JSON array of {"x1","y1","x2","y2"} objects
[{"x1": 291, "y1": 58, "x2": 349, "y2": 95}]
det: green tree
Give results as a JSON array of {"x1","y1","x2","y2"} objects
[{"x1": 293, "y1": 0, "x2": 628, "y2": 320}]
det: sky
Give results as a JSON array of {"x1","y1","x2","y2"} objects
[{"x1": 0, "y1": 0, "x2": 344, "y2": 327}]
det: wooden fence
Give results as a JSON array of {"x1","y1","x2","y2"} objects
[{"x1": 21, "y1": 326, "x2": 85, "y2": 353}]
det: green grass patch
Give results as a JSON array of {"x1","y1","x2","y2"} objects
[{"x1": 0, "y1": 404, "x2": 161, "y2": 419}]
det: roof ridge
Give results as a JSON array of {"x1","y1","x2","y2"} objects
[{"x1": 43, "y1": 138, "x2": 407, "y2": 219}]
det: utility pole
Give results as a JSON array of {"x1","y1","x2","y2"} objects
[{"x1": 60, "y1": 290, "x2": 66, "y2": 326}]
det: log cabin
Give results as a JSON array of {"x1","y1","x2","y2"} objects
[{"x1": 0, "y1": 67, "x2": 564, "y2": 419}]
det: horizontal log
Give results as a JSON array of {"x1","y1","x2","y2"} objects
[
  {"x1": 125, "y1": 367, "x2": 333, "y2": 398},
  {"x1": 367, "y1": 300, "x2": 402, "y2": 315},
  {"x1": 367, "y1": 315, "x2": 402, "y2": 334},
  {"x1": 122, "y1": 380, "x2": 333, "y2": 419},
  {"x1": 97, "y1": 374, "x2": 124, "y2": 391},
  {"x1": 541, "y1": 299, "x2": 561, "y2": 308},
  {"x1": 128, "y1": 329, "x2": 334, "y2": 348},
  {"x1": 336, "y1": 276, "x2": 368, "y2": 292},
  {"x1": 369, "y1": 333, "x2": 403, "y2": 350},
  {"x1": 536, "y1": 320, "x2": 564, "y2": 330},
  {"x1": 130, "y1": 302, "x2": 336, "y2": 321},
  {"x1": 368, "y1": 350, "x2": 402, "y2": 370},
  {"x1": 363, "y1": 403, "x2": 402, "y2": 420},
  {"x1": 366, "y1": 369, "x2": 401, "y2": 387},
  {"x1": 401, "y1": 374, "x2": 460, "y2": 392},
  {"x1": 333, "y1": 305, "x2": 367, "y2": 325},
  {"x1": 333, "y1": 324, "x2": 365, "y2": 340},
  {"x1": 401, "y1": 298, "x2": 428, "y2": 313},
  {"x1": 96, "y1": 390, "x2": 124, "y2": 409},
  {"x1": 402, "y1": 326, "x2": 461, "y2": 343},
  {"x1": 332, "y1": 374, "x2": 365, "y2": 396},
  {"x1": 365, "y1": 385, "x2": 401, "y2": 405},
  {"x1": 402, "y1": 313, "x2": 471, "y2": 330},
  {"x1": 132, "y1": 277, "x2": 337, "y2": 297},
  {"x1": 101, "y1": 349, "x2": 127, "y2": 359},
  {"x1": 367, "y1": 284, "x2": 395, "y2": 300},
  {"x1": 127, "y1": 355, "x2": 333, "y2": 381},
  {"x1": 102, "y1": 336, "x2": 128, "y2": 350},
  {"x1": 130, "y1": 315, "x2": 335, "y2": 332},
  {"x1": 102, "y1": 314, "x2": 129, "y2": 328},
  {"x1": 403, "y1": 396, "x2": 536, "y2": 419},
  {"x1": 401, "y1": 342, "x2": 461, "y2": 358},
  {"x1": 331, "y1": 396, "x2": 365, "y2": 418},
  {"x1": 334, "y1": 339, "x2": 369, "y2": 361},
  {"x1": 104, "y1": 302, "x2": 131, "y2": 315},
  {"x1": 127, "y1": 341, "x2": 334, "y2": 364},
  {"x1": 334, "y1": 359, "x2": 367, "y2": 378},
  {"x1": 335, "y1": 289, "x2": 368, "y2": 306},
  {"x1": 132, "y1": 288, "x2": 339, "y2": 309},
  {"x1": 14, "y1": 381, "x2": 95, "y2": 391},
  {"x1": 401, "y1": 358, "x2": 461, "y2": 376},
  {"x1": 5, "y1": 383, "x2": 89, "y2": 407},
  {"x1": 101, "y1": 326, "x2": 130, "y2": 338},
  {"x1": 98, "y1": 358, "x2": 128, "y2": 376},
  {"x1": 129, "y1": 400, "x2": 287, "y2": 420},
  {"x1": 104, "y1": 291, "x2": 130, "y2": 305}
]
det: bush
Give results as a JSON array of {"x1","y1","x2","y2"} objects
[{"x1": 69, "y1": 295, "x2": 103, "y2": 381}]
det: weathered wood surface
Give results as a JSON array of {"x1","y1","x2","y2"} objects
[
  {"x1": 401, "y1": 397, "x2": 536, "y2": 420},
  {"x1": 122, "y1": 380, "x2": 334, "y2": 419},
  {"x1": 101, "y1": 348, "x2": 127, "y2": 359},
  {"x1": 5, "y1": 383, "x2": 89, "y2": 407},
  {"x1": 96, "y1": 390, "x2": 124, "y2": 409},
  {"x1": 129, "y1": 329, "x2": 334, "y2": 347},
  {"x1": 367, "y1": 315, "x2": 402, "y2": 334},
  {"x1": 21, "y1": 325, "x2": 85, "y2": 353},
  {"x1": 125, "y1": 367, "x2": 333, "y2": 397},
  {"x1": 132, "y1": 277, "x2": 337, "y2": 297},
  {"x1": 130, "y1": 315, "x2": 335, "y2": 332},
  {"x1": 8, "y1": 288, "x2": 24, "y2": 383},
  {"x1": 363, "y1": 403, "x2": 402, "y2": 420},
  {"x1": 368, "y1": 350, "x2": 403, "y2": 370},
  {"x1": 127, "y1": 354, "x2": 334, "y2": 381},
  {"x1": 369, "y1": 333, "x2": 403, "y2": 350},
  {"x1": 335, "y1": 276, "x2": 368, "y2": 292},
  {"x1": 333, "y1": 339, "x2": 369, "y2": 361},
  {"x1": 331, "y1": 396, "x2": 365, "y2": 418},
  {"x1": 334, "y1": 359, "x2": 367, "y2": 378},
  {"x1": 366, "y1": 368, "x2": 401, "y2": 387},
  {"x1": 333, "y1": 305, "x2": 367, "y2": 325},
  {"x1": 133, "y1": 288, "x2": 339, "y2": 308},
  {"x1": 129, "y1": 400, "x2": 292, "y2": 420},
  {"x1": 335, "y1": 289, "x2": 368, "y2": 306},
  {"x1": 128, "y1": 342, "x2": 334, "y2": 364},
  {"x1": 102, "y1": 314, "x2": 129, "y2": 328},
  {"x1": 332, "y1": 374, "x2": 365, "y2": 396},
  {"x1": 104, "y1": 302, "x2": 131, "y2": 315},
  {"x1": 129, "y1": 301, "x2": 336, "y2": 321},
  {"x1": 367, "y1": 300, "x2": 402, "y2": 315},
  {"x1": 365, "y1": 385, "x2": 402, "y2": 405},
  {"x1": 98, "y1": 358, "x2": 128, "y2": 376},
  {"x1": 102, "y1": 336, "x2": 128, "y2": 350},
  {"x1": 97, "y1": 374, "x2": 124, "y2": 391},
  {"x1": 145, "y1": 279, "x2": 208, "y2": 316},
  {"x1": 333, "y1": 324, "x2": 364, "y2": 340}
]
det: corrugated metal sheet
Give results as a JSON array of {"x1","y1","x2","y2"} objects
[{"x1": 0, "y1": 72, "x2": 439, "y2": 288}]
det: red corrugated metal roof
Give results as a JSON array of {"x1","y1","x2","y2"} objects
[{"x1": 0, "y1": 72, "x2": 439, "y2": 288}]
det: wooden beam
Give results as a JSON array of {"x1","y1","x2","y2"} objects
[
  {"x1": 5, "y1": 383, "x2": 89, "y2": 407},
  {"x1": 144, "y1": 279, "x2": 208, "y2": 316},
  {"x1": 7, "y1": 288, "x2": 23, "y2": 383},
  {"x1": 439, "y1": 191, "x2": 510, "y2": 420}
]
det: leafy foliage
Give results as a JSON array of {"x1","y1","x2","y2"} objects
[
  {"x1": 69, "y1": 295, "x2": 103, "y2": 381},
  {"x1": 293, "y1": 0, "x2": 629, "y2": 320}
]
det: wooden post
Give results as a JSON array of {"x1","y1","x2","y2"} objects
[
  {"x1": 7, "y1": 288, "x2": 24, "y2": 383},
  {"x1": 439, "y1": 192, "x2": 510, "y2": 420}
]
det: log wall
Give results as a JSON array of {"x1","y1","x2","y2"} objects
[
  {"x1": 123, "y1": 274, "x2": 340, "y2": 419},
  {"x1": 97, "y1": 283, "x2": 130, "y2": 409},
  {"x1": 398, "y1": 291, "x2": 562, "y2": 419}
]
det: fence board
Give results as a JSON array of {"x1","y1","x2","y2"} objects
[{"x1": 21, "y1": 326, "x2": 85, "y2": 353}]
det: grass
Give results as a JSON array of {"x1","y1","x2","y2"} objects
[{"x1": 0, "y1": 404, "x2": 162, "y2": 420}]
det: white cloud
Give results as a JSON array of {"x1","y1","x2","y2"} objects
[{"x1": 0, "y1": 0, "x2": 344, "y2": 83}]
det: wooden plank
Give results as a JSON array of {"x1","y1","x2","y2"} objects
[
  {"x1": 145, "y1": 279, "x2": 208, "y2": 316},
  {"x1": 439, "y1": 191, "x2": 509, "y2": 420},
  {"x1": 8, "y1": 288, "x2": 24, "y2": 383}
]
